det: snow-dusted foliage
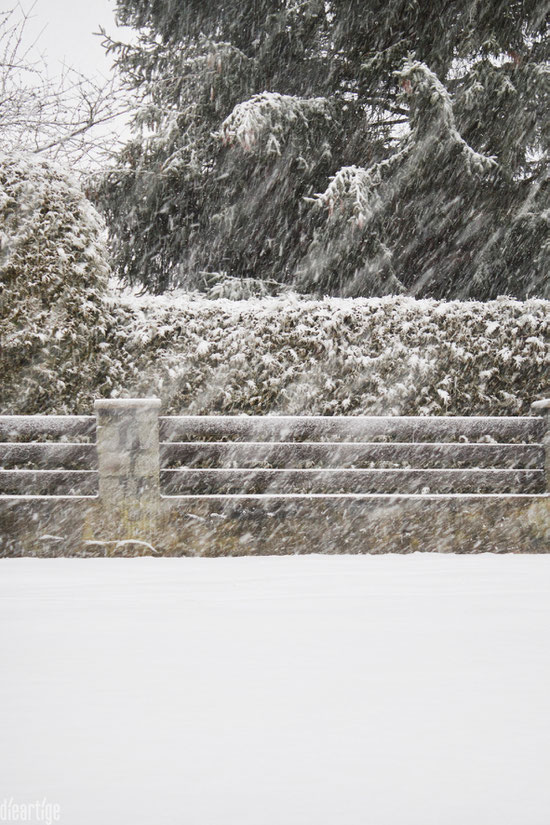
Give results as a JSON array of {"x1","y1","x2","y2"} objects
[
  {"x1": 97, "y1": 1, "x2": 548, "y2": 299},
  {"x1": 216, "y1": 92, "x2": 330, "y2": 153},
  {"x1": 2, "y1": 173, "x2": 547, "y2": 413},
  {"x1": 311, "y1": 61, "x2": 499, "y2": 294},
  {"x1": 7, "y1": 284, "x2": 546, "y2": 416},
  {"x1": 93, "y1": 32, "x2": 258, "y2": 294},
  {"x1": 397, "y1": 60, "x2": 497, "y2": 175},
  {"x1": 316, "y1": 166, "x2": 382, "y2": 228},
  {"x1": 0, "y1": 152, "x2": 112, "y2": 412},
  {"x1": 108, "y1": 293, "x2": 550, "y2": 417}
]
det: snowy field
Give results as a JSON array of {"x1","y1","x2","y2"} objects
[{"x1": 1, "y1": 554, "x2": 550, "y2": 825}]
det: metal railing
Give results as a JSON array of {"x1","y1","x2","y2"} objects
[{"x1": 0, "y1": 398, "x2": 548, "y2": 555}]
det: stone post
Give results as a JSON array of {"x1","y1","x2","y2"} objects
[
  {"x1": 94, "y1": 398, "x2": 161, "y2": 539},
  {"x1": 531, "y1": 398, "x2": 550, "y2": 491}
]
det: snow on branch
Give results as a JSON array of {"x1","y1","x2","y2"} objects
[
  {"x1": 214, "y1": 91, "x2": 330, "y2": 152},
  {"x1": 313, "y1": 59, "x2": 497, "y2": 228},
  {"x1": 311, "y1": 137, "x2": 413, "y2": 228},
  {"x1": 312, "y1": 166, "x2": 381, "y2": 227},
  {"x1": 201, "y1": 37, "x2": 251, "y2": 73},
  {"x1": 397, "y1": 59, "x2": 497, "y2": 175}
]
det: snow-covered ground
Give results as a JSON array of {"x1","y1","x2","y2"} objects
[{"x1": 1, "y1": 554, "x2": 549, "y2": 825}]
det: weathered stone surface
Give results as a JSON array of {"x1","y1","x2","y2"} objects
[
  {"x1": 1, "y1": 494, "x2": 548, "y2": 556},
  {"x1": 155, "y1": 494, "x2": 550, "y2": 556},
  {"x1": 531, "y1": 400, "x2": 550, "y2": 491},
  {"x1": 0, "y1": 497, "x2": 97, "y2": 556},
  {"x1": 94, "y1": 398, "x2": 161, "y2": 539}
]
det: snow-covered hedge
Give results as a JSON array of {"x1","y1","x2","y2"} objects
[
  {"x1": 104, "y1": 293, "x2": 549, "y2": 416},
  {"x1": 8, "y1": 290, "x2": 545, "y2": 417}
]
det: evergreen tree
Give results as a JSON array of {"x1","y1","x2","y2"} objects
[{"x1": 95, "y1": 0, "x2": 549, "y2": 298}]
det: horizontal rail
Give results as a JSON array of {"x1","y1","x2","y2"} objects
[
  {"x1": 160, "y1": 468, "x2": 545, "y2": 495},
  {"x1": 160, "y1": 442, "x2": 544, "y2": 470},
  {"x1": 0, "y1": 443, "x2": 97, "y2": 470},
  {"x1": 0, "y1": 416, "x2": 96, "y2": 442},
  {"x1": 0, "y1": 470, "x2": 98, "y2": 495},
  {"x1": 160, "y1": 492, "x2": 548, "y2": 501},
  {"x1": 160, "y1": 415, "x2": 545, "y2": 444},
  {"x1": 1, "y1": 414, "x2": 541, "y2": 443}
]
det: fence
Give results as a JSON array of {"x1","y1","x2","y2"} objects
[{"x1": 1, "y1": 398, "x2": 549, "y2": 555}]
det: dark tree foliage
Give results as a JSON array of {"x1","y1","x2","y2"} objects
[{"x1": 94, "y1": 0, "x2": 549, "y2": 298}]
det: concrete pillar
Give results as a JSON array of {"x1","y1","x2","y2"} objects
[
  {"x1": 531, "y1": 398, "x2": 550, "y2": 491},
  {"x1": 94, "y1": 398, "x2": 161, "y2": 539}
]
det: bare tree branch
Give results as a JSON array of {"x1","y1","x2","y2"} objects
[{"x1": 0, "y1": 4, "x2": 132, "y2": 170}]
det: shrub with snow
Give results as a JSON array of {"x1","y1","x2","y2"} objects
[{"x1": 0, "y1": 152, "x2": 112, "y2": 412}]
